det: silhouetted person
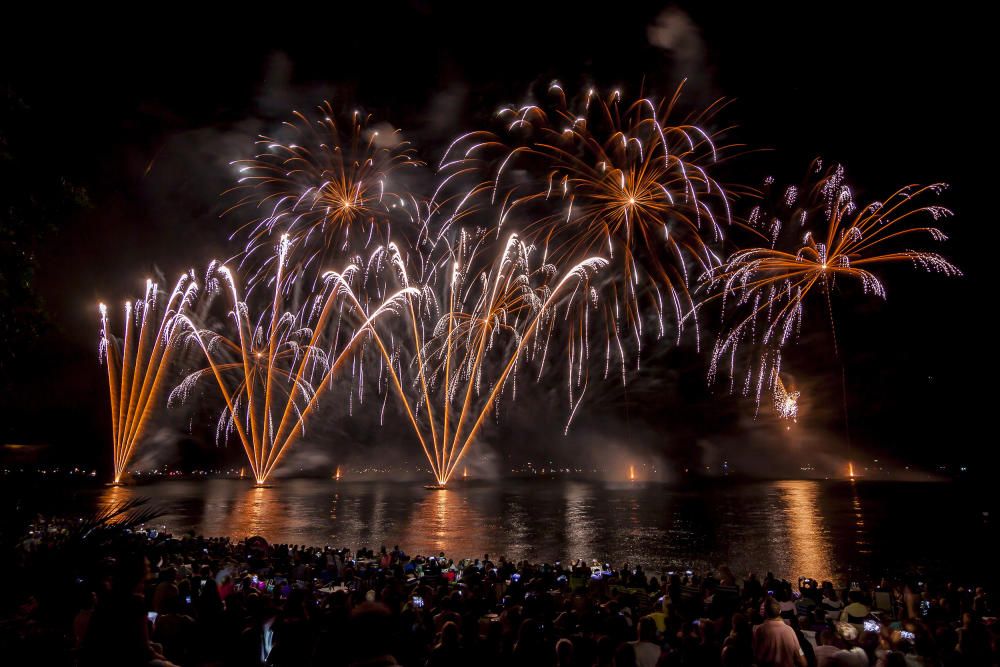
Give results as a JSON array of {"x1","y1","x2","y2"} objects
[
  {"x1": 753, "y1": 597, "x2": 806, "y2": 667},
  {"x1": 426, "y1": 620, "x2": 464, "y2": 667}
]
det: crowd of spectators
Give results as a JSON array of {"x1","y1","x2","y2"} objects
[{"x1": 3, "y1": 518, "x2": 997, "y2": 666}]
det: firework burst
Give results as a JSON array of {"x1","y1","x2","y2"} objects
[
  {"x1": 706, "y1": 162, "x2": 960, "y2": 406},
  {"x1": 433, "y1": 82, "x2": 735, "y2": 360},
  {"x1": 773, "y1": 367, "x2": 799, "y2": 423},
  {"x1": 170, "y1": 234, "x2": 417, "y2": 484},
  {"x1": 225, "y1": 101, "x2": 424, "y2": 289},
  {"x1": 99, "y1": 274, "x2": 198, "y2": 483}
]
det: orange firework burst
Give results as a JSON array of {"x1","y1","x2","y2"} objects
[
  {"x1": 434, "y1": 82, "x2": 736, "y2": 355},
  {"x1": 355, "y1": 230, "x2": 606, "y2": 486},
  {"x1": 170, "y1": 235, "x2": 417, "y2": 483},
  {"x1": 225, "y1": 101, "x2": 424, "y2": 288},
  {"x1": 99, "y1": 274, "x2": 198, "y2": 483},
  {"x1": 706, "y1": 162, "x2": 960, "y2": 403}
]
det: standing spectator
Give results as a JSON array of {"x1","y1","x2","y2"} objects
[{"x1": 753, "y1": 598, "x2": 807, "y2": 667}]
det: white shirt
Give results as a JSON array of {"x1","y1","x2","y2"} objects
[{"x1": 630, "y1": 640, "x2": 661, "y2": 667}]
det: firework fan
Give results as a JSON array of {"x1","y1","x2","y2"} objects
[
  {"x1": 224, "y1": 101, "x2": 424, "y2": 290},
  {"x1": 432, "y1": 82, "x2": 736, "y2": 364},
  {"x1": 705, "y1": 161, "x2": 960, "y2": 407},
  {"x1": 349, "y1": 228, "x2": 606, "y2": 486},
  {"x1": 99, "y1": 273, "x2": 199, "y2": 483},
  {"x1": 170, "y1": 235, "x2": 417, "y2": 483}
]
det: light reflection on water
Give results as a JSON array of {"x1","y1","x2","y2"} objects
[
  {"x1": 775, "y1": 480, "x2": 834, "y2": 584},
  {"x1": 92, "y1": 478, "x2": 991, "y2": 583}
]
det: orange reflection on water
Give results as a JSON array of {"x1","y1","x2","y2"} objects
[
  {"x1": 98, "y1": 483, "x2": 133, "y2": 518},
  {"x1": 188, "y1": 482, "x2": 288, "y2": 541},
  {"x1": 563, "y1": 482, "x2": 594, "y2": 561},
  {"x1": 849, "y1": 482, "x2": 870, "y2": 555},
  {"x1": 394, "y1": 488, "x2": 485, "y2": 558},
  {"x1": 776, "y1": 480, "x2": 834, "y2": 583},
  {"x1": 229, "y1": 484, "x2": 277, "y2": 536}
]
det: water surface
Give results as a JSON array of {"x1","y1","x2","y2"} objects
[{"x1": 84, "y1": 478, "x2": 994, "y2": 583}]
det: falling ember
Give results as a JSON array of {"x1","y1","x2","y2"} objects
[
  {"x1": 463, "y1": 467, "x2": 468, "y2": 479},
  {"x1": 334, "y1": 466, "x2": 342, "y2": 481},
  {"x1": 848, "y1": 461, "x2": 856, "y2": 479},
  {"x1": 629, "y1": 465, "x2": 636, "y2": 482}
]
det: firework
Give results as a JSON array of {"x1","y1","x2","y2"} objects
[
  {"x1": 99, "y1": 274, "x2": 198, "y2": 483},
  {"x1": 356, "y1": 230, "x2": 606, "y2": 486},
  {"x1": 773, "y1": 369, "x2": 799, "y2": 422},
  {"x1": 434, "y1": 82, "x2": 735, "y2": 358},
  {"x1": 706, "y1": 163, "x2": 960, "y2": 405},
  {"x1": 225, "y1": 102, "x2": 424, "y2": 289},
  {"x1": 170, "y1": 234, "x2": 417, "y2": 484}
]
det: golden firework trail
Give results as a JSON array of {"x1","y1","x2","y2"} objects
[
  {"x1": 224, "y1": 101, "x2": 424, "y2": 288},
  {"x1": 99, "y1": 273, "x2": 198, "y2": 483},
  {"x1": 705, "y1": 163, "x2": 960, "y2": 406},
  {"x1": 356, "y1": 231, "x2": 606, "y2": 486},
  {"x1": 171, "y1": 234, "x2": 417, "y2": 484},
  {"x1": 433, "y1": 82, "x2": 736, "y2": 362}
]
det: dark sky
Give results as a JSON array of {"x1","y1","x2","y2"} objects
[{"x1": 1, "y1": 4, "x2": 990, "y2": 475}]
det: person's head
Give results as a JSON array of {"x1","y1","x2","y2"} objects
[
  {"x1": 613, "y1": 641, "x2": 637, "y2": 667},
  {"x1": 764, "y1": 597, "x2": 782, "y2": 620},
  {"x1": 113, "y1": 551, "x2": 149, "y2": 596},
  {"x1": 700, "y1": 618, "x2": 718, "y2": 643},
  {"x1": 515, "y1": 617, "x2": 542, "y2": 652},
  {"x1": 638, "y1": 615, "x2": 657, "y2": 642},
  {"x1": 348, "y1": 602, "x2": 394, "y2": 661},
  {"x1": 818, "y1": 627, "x2": 837, "y2": 647},
  {"x1": 859, "y1": 630, "x2": 880, "y2": 658},
  {"x1": 595, "y1": 635, "x2": 616, "y2": 666},
  {"x1": 161, "y1": 592, "x2": 182, "y2": 615},
  {"x1": 730, "y1": 613, "x2": 750, "y2": 637},
  {"x1": 836, "y1": 621, "x2": 859, "y2": 644},
  {"x1": 556, "y1": 637, "x2": 574, "y2": 665},
  {"x1": 885, "y1": 651, "x2": 907, "y2": 667},
  {"x1": 439, "y1": 620, "x2": 459, "y2": 647}
]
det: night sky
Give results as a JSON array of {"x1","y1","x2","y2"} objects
[{"x1": 1, "y1": 4, "x2": 990, "y2": 476}]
